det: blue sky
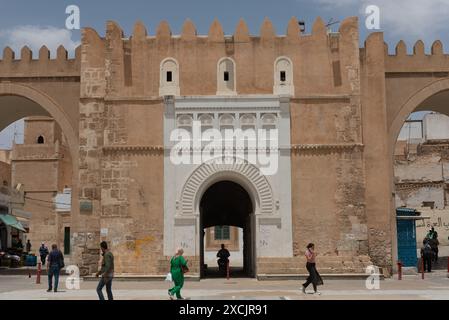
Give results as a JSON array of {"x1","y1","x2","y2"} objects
[{"x1": 1, "y1": 0, "x2": 448, "y2": 148}]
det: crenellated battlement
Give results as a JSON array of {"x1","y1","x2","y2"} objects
[
  {"x1": 0, "y1": 45, "x2": 80, "y2": 78},
  {"x1": 79, "y1": 16, "x2": 361, "y2": 98},
  {"x1": 385, "y1": 39, "x2": 449, "y2": 73},
  {"x1": 89, "y1": 16, "x2": 356, "y2": 42}
]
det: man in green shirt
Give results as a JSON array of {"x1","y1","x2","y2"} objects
[{"x1": 95, "y1": 241, "x2": 114, "y2": 300}]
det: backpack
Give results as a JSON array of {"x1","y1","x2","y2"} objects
[{"x1": 59, "y1": 251, "x2": 65, "y2": 269}]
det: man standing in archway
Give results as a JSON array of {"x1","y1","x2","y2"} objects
[{"x1": 217, "y1": 244, "x2": 230, "y2": 276}]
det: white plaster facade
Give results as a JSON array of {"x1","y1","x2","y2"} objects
[
  {"x1": 423, "y1": 113, "x2": 449, "y2": 141},
  {"x1": 163, "y1": 95, "x2": 293, "y2": 269}
]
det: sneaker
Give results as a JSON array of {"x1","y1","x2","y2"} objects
[
  {"x1": 168, "y1": 291, "x2": 174, "y2": 300},
  {"x1": 301, "y1": 286, "x2": 306, "y2": 294},
  {"x1": 46, "y1": 289, "x2": 52, "y2": 292},
  {"x1": 314, "y1": 291, "x2": 322, "y2": 295}
]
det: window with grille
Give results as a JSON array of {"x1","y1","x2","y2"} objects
[{"x1": 214, "y1": 225, "x2": 230, "y2": 240}]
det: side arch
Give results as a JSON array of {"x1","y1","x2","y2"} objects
[
  {"x1": 389, "y1": 78, "x2": 449, "y2": 155},
  {"x1": 0, "y1": 82, "x2": 78, "y2": 159},
  {"x1": 179, "y1": 157, "x2": 274, "y2": 216}
]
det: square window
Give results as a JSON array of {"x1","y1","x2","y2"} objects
[
  {"x1": 224, "y1": 71, "x2": 230, "y2": 82},
  {"x1": 280, "y1": 71, "x2": 286, "y2": 82},
  {"x1": 214, "y1": 225, "x2": 230, "y2": 240},
  {"x1": 166, "y1": 71, "x2": 173, "y2": 82}
]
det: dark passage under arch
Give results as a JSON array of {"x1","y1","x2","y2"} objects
[{"x1": 199, "y1": 180, "x2": 256, "y2": 278}]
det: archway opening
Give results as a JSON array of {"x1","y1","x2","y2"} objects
[
  {"x1": 392, "y1": 88, "x2": 449, "y2": 270},
  {"x1": 0, "y1": 93, "x2": 75, "y2": 259},
  {"x1": 199, "y1": 180, "x2": 255, "y2": 278}
]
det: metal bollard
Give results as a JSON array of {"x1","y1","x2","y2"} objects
[
  {"x1": 397, "y1": 261, "x2": 402, "y2": 280},
  {"x1": 421, "y1": 258, "x2": 425, "y2": 280},
  {"x1": 36, "y1": 262, "x2": 41, "y2": 284}
]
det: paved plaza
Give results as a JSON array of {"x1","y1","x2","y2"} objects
[{"x1": 1, "y1": 271, "x2": 449, "y2": 300}]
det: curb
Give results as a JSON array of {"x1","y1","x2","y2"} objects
[
  {"x1": 256, "y1": 273, "x2": 385, "y2": 281},
  {"x1": 83, "y1": 275, "x2": 201, "y2": 282}
]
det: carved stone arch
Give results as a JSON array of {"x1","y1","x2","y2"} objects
[
  {"x1": 0, "y1": 83, "x2": 78, "y2": 159},
  {"x1": 179, "y1": 157, "x2": 274, "y2": 216}
]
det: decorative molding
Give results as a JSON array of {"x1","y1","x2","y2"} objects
[
  {"x1": 291, "y1": 95, "x2": 351, "y2": 103},
  {"x1": 104, "y1": 95, "x2": 163, "y2": 102},
  {"x1": 259, "y1": 217, "x2": 282, "y2": 227},
  {"x1": 174, "y1": 217, "x2": 196, "y2": 226},
  {"x1": 291, "y1": 143, "x2": 364, "y2": 152},
  {"x1": 395, "y1": 181, "x2": 446, "y2": 191},
  {"x1": 102, "y1": 145, "x2": 164, "y2": 154},
  {"x1": 179, "y1": 157, "x2": 274, "y2": 216},
  {"x1": 174, "y1": 95, "x2": 283, "y2": 111}
]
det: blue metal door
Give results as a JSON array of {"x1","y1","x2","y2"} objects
[{"x1": 397, "y1": 219, "x2": 417, "y2": 267}]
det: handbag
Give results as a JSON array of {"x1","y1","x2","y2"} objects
[{"x1": 165, "y1": 272, "x2": 173, "y2": 282}]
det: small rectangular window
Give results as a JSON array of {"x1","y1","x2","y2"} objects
[
  {"x1": 166, "y1": 71, "x2": 173, "y2": 82},
  {"x1": 280, "y1": 71, "x2": 286, "y2": 82},
  {"x1": 214, "y1": 225, "x2": 230, "y2": 240},
  {"x1": 224, "y1": 71, "x2": 230, "y2": 82}
]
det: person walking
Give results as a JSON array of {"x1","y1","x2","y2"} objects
[
  {"x1": 302, "y1": 243, "x2": 323, "y2": 295},
  {"x1": 421, "y1": 239, "x2": 433, "y2": 272},
  {"x1": 47, "y1": 244, "x2": 64, "y2": 292},
  {"x1": 216, "y1": 244, "x2": 230, "y2": 276},
  {"x1": 26, "y1": 240, "x2": 32, "y2": 254},
  {"x1": 95, "y1": 241, "x2": 114, "y2": 300},
  {"x1": 168, "y1": 248, "x2": 189, "y2": 300},
  {"x1": 16, "y1": 238, "x2": 24, "y2": 251},
  {"x1": 39, "y1": 243, "x2": 49, "y2": 266}
]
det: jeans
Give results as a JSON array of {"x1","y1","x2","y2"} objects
[
  {"x1": 97, "y1": 277, "x2": 113, "y2": 300},
  {"x1": 40, "y1": 255, "x2": 46, "y2": 266},
  {"x1": 48, "y1": 265, "x2": 60, "y2": 291}
]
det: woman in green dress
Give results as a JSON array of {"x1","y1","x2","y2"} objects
[{"x1": 168, "y1": 248, "x2": 188, "y2": 300}]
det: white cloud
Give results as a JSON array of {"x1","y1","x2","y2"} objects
[
  {"x1": 314, "y1": 0, "x2": 449, "y2": 40},
  {"x1": 0, "y1": 25, "x2": 80, "y2": 58}
]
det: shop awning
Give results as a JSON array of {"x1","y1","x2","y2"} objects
[
  {"x1": 0, "y1": 214, "x2": 27, "y2": 232},
  {"x1": 11, "y1": 208, "x2": 32, "y2": 220}
]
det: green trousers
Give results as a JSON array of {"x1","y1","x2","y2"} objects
[{"x1": 169, "y1": 273, "x2": 184, "y2": 298}]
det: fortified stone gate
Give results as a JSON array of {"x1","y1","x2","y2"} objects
[{"x1": 1, "y1": 16, "x2": 449, "y2": 277}]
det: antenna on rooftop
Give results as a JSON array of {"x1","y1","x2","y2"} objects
[
  {"x1": 326, "y1": 18, "x2": 340, "y2": 32},
  {"x1": 298, "y1": 20, "x2": 306, "y2": 33}
]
